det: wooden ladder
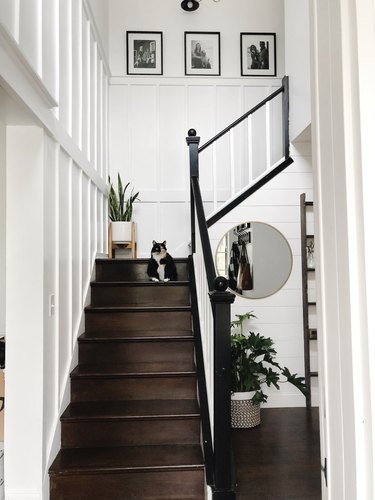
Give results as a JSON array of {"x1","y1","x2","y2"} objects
[{"x1": 300, "y1": 193, "x2": 318, "y2": 408}]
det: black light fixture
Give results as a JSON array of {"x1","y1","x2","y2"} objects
[{"x1": 181, "y1": 0, "x2": 200, "y2": 11}]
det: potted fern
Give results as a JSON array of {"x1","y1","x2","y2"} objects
[
  {"x1": 108, "y1": 173, "x2": 139, "y2": 243},
  {"x1": 231, "y1": 312, "x2": 307, "y2": 428}
]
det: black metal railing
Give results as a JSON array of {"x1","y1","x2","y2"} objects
[{"x1": 186, "y1": 76, "x2": 291, "y2": 499}]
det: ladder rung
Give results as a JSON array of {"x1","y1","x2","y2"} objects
[{"x1": 309, "y1": 329, "x2": 317, "y2": 340}]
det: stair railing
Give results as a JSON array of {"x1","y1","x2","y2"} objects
[
  {"x1": 187, "y1": 156, "x2": 235, "y2": 498},
  {"x1": 186, "y1": 76, "x2": 291, "y2": 499}
]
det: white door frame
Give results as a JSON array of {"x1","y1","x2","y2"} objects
[{"x1": 310, "y1": 0, "x2": 375, "y2": 498}]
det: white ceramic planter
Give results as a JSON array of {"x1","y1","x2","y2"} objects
[
  {"x1": 111, "y1": 221, "x2": 132, "y2": 242},
  {"x1": 231, "y1": 391, "x2": 255, "y2": 401}
]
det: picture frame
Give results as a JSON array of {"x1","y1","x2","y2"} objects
[
  {"x1": 184, "y1": 32, "x2": 221, "y2": 76},
  {"x1": 240, "y1": 33, "x2": 276, "y2": 77},
  {"x1": 126, "y1": 31, "x2": 163, "y2": 75}
]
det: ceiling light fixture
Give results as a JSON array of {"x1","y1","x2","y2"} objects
[
  {"x1": 181, "y1": 0, "x2": 200, "y2": 11},
  {"x1": 181, "y1": 0, "x2": 220, "y2": 12}
]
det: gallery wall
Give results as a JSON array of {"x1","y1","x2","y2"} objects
[{"x1": 108, "y1": 0, "x2": 286, "y2": 257}]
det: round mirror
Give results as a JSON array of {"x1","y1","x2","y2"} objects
[{"x1": 215, "y1": 222, "x2": 293, "y2": 299}]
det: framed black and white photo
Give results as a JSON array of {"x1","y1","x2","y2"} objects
[
  {"x1": 240, "y1": 33, "x2": 276, "y2": 77},
  {"x1": 126, "y1": 31, "x2": 163, "y2": 75},
  {"x1": 184, "y1": 32, "x2": 221, "y2": 76}
]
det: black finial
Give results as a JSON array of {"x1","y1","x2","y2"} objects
[
  {"x1": 188, "y1": 129, "x2": 197, "y2": 137},
  {"x1": 213, "y1": 276, "x2": 228, "y2": 292}
]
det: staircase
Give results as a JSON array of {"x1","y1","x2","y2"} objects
[{"x1": 49, "y1": 258, "x2": 205, "y2": 499}]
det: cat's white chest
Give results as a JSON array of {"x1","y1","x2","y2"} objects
[{"x1": 152, "y1": 253, "x2": 165, "y2": 281}]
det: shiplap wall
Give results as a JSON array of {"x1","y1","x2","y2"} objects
[
  {"x1": 208, "y1": 142, "x2": 317, "y2": 406},
  {"x1": 0, "y1": 1, "x2": 109, "y2": 498}
]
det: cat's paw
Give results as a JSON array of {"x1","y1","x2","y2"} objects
[
  {"x1": 163, "y1": 278, "x2": 170, "y2": 282},
  {"x1": 150, "y1": 277, "x2": 159, "y2": 282}
]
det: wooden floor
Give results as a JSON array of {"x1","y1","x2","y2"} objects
[{"x1": 232, "y1": 407, "x2": 321, "y2": 500}]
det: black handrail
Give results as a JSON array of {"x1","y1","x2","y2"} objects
[
  {"x1": 282, "y1": 75, "x2": 290, "y2": 158},
  {"x1": 190, "y1": 176, "x2": 217, "y2": 290},
  {"x1": 188, "y1": 256, "x2": 214, "y2": 486},
  {"x1": 198, "y1": 78, "x2": 286, "y2": 154},
  {"x1": 203, "y1": 75, "x2": 292, "y2": 228},
  {"x1": 207, "y1": 156, "x2": 294, "y2": 228}
]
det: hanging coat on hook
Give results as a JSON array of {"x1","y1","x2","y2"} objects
[{"x1": 238, "y1": 242, "x2": 253, "y2": 292}]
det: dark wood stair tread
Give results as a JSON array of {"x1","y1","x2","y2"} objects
[
  {"x1": 79, "y1": 332, "x2": 194, "y2": 342},
  {"x1": 62, "y1": 400, "x2": 200, "y2": 420},
  {"x1": 71, "y1": 361, "x2": 197, "y2": 377},
  {"x1": 96, "y1": 258, "x2": 188, "y2": 264},
  {"x1": 82, "y1": 330, "x2": 193, "y2": 339},
  {"x1": 50, "y1": 444, "x2": 204, "y2": 475},
  {"x1": 91, "y1": 280, "x2": 190, "y2": 287},
  {"x1": 85, "y1": 305, "x2": 191, "y2": 313}
]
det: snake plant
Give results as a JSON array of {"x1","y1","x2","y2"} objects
[{"x1": 108, "y1": 173, "x2": 140, "y2": 222}]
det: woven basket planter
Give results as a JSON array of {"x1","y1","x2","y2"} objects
[{"x1": 231, "y1": 392, "x2": 261, "y2": 428}]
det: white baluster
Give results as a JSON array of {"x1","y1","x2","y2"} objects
[
  {"x1": 230, "y1": 128, "x2": 235, "y2": 197},
  {"x1": 247, "y1": 115, "x2": 253, "y2": 184}
]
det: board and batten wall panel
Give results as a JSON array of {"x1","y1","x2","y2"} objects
[
  {"x1": 72, "y1": 0, "x2": 83, "y2": 148},
  {"x1": 72, "y1": 163, "x2": 83, "y2": 344},
  {"x1": 42, "y1": 0, "x2": 58, "y2": 99},
  {"x1": 0, "y1": 1, "x2": 110, "y2": 497},
  {"x1": 59, "y1": 0, "x2": 73, "y2": 134},
  {"x1": 159, "y1": 85, "x2": 187, "y2": 193},
  {"x1": 0, "y1": 0, "x2": 20, "y2": 40},
  {"x1": 0, "y1": 121, "x2": 5, "y2": 337},
  {"x1": 58, "y1": 150, "x2": 73, "y2": 400},
  {"x1": 129, "y1": 85, "x2": 158, "y2": 191},
  {"x1": 109, "y1": 79, "x2": 287, "y2": 257},
  {"x1": 43, "y1": 135, "x2": 59, "y2": 465},
  {"x1": 18, "y1": 0, "x2": 42, "y2": 74},
  {"x1": 5, "y1": 126, "x2": 45, "y2": 496}
]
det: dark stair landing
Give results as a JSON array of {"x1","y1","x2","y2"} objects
[{"x1": 49, "y1": 258, "x2": 205, "y2": 499}]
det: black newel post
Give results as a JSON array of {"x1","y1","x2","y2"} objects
[
  {"x1": 186, "y1": 129, "x2": 200, "y2": 254},
  {"x1": 282, "y1": 75, "x2": 290, "y2": 159},
  {"x1": 210, "y1": 278, "x2": 236, "y2": 500}
]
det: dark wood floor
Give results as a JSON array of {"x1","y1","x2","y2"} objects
[{"x1": 232, "y1": 407, "x2": 321, "y2": 500}]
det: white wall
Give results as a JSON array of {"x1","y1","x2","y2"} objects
[
  {"x1": 210, "y1": 142, "x2": 315, "y2": 407},
  {"x1": 0, "y1": 1, "x2": 109, "y2": 498},
  {"x1": 6, "y1": 126, "x2": 45, "y2": 497},
  {"x1": 311, "y1": 0, "x2": 375, "y2": 498},
  {"x1": 108, "y1": 0, "x2": 285, "y2": 77},
  {"x1": 87, "y1": 0, "x2": 109, "y2": 60},
  {"x1": 0, "y1": 120, "x2": 5, "y2": 337},
  {"x1": 284, "y1": 0, "x2": 311, "y2": 141}
]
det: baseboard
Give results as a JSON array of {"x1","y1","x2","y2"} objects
[
  {"x1": 6, "y1": 491, "x2": 41, "y2": 500},
  {"x1": 263, "y1": 392, "x2": 309, "y2": 408}
]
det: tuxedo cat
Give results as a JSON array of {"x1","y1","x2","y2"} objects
[{"x1": 147, "y1": 240, "x2": 178, "y2": 282}]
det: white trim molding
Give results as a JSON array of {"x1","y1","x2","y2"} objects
[{"x1": 0, "y1": 22, "x2": 57, "y2": 108}]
